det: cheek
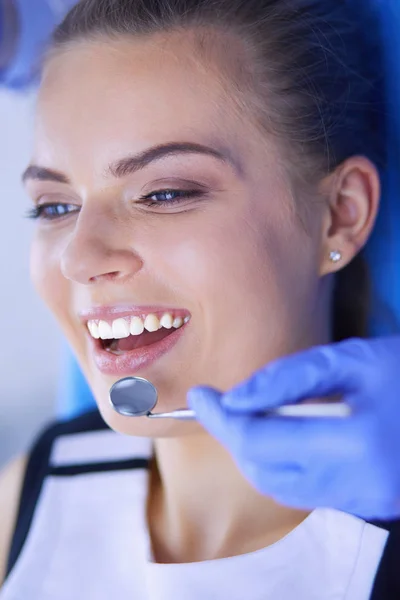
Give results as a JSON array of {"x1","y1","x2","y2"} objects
[
  {"x1": 30, "y1": 232, "x2": 72, "y2": 327},
  {"x1": 159, "y1": 201, "x2": 311, "y2": 309},
  {"x1": 154, "y1": 201, "x2": 316, "y2": 383}
]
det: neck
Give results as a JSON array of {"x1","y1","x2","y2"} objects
[
  {"x1": 145, "y1": 317, "x2": 333, "y2": 564},
  {"x1": 147, "y1": 432, "x2": 310, "y2": 564}
]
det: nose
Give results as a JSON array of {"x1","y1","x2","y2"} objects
[{"x1": 60, "y1": 206, "x2": 143, "y2": 285}]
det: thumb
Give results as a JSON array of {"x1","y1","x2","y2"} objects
[
  {"x1": 187, "y1": 386, "x2": 224, "y2": 420},
  {"x1": 222, "y1": 340, "x2": 363, "y2": 413},
  {"x1": 187, "y1": 386, "x2": 234, "y2": 445}
]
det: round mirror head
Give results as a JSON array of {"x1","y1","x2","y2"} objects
[{"x1": 109, "y1": 377, "x2": 158, "y2": 417}]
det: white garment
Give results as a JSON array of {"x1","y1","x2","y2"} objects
[{"x1": 0, "y1": 426, "x2": 389, "y2": 600}]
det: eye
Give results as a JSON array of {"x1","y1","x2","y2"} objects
[
  {"x1": 25, "y1": 203, "x2": 80, "y2": 220},
  {"x1": 137, "y1": 189, "x2": 204, "y2": 208}
]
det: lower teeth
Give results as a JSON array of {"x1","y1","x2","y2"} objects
[
  {"x1": 102, "y1": 327, "x2": 175, "y2": 354},
  {"x1": 106, "y1": 339, "x2": 121, "y2": 354},
  {"x1": 104, "y1": 336, "x2": 144, "y2": 354}
]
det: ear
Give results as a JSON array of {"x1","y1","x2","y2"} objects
[{"x1": 318, "y1": 156, "x2": 381, "y2": 276}]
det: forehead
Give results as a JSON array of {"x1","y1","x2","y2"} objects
[{"x1": 34, "y1": 36, "x2": 248, "y2": 173}]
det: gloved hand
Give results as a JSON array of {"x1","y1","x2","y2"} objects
[
  {"x1": 0, "y1": 0, "x2": 78, "y2": 90},
  {"x1": 188, "y1": 336, "x2": 400, "y2": 520}
]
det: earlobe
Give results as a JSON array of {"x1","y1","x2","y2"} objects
[{"x1": 319, "y1": 156, "x2": 381, "y2": 276}]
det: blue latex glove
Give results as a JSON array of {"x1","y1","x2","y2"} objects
[
  {"x1": 0, "y1": 0, "x2": 77, "y2": 90},
  {"x1": 188, "y1": 336, "x2": 400, "y2": 520}
]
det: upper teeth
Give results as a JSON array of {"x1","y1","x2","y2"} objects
[{"x1": 87, "y1": 313, "x2": 190, "y2": 340}]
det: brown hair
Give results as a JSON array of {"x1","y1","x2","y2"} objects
[{"x1": 48, "y1": 0, "x2": 387, "y2": 341}]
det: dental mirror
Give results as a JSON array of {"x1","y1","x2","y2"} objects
[
  {"x1": 109, "y1": 376, "x2": 196, "y2": 420},
  {"x1": 109, "y1": 377, "x2": 159, "y2": 417},
  {"x1": 109, "y1": 376, "x2": 351, "y2": 419}
]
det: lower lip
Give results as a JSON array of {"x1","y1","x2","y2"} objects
[{"x1": 90, "y1": 324, "x2": 187, "y2": 376}]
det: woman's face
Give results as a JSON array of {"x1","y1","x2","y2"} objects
[{"x1": 26, "y1": 34, "x2": 326, "y2": 437}]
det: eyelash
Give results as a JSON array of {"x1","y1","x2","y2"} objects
[
  {"x1": 25, "y1": 203, "x2": 79, "y2": 220},
  {"x1": 25, "y1": 189, "x2": 204, "y2": 220},
  {"x1": 139, "y1": 188, "x2": 203, "y2": 207}
]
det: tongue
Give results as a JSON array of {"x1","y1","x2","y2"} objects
[{"x1": 113, "y1": 328, "x2": 173, "y2": 352}]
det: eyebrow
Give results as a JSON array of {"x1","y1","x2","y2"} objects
[{"x1": 21, "y1": 141, "x2": 242, "y2": 185}]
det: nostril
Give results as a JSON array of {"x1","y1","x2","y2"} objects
[{"x1": 90, "y1": 271, "x2": 122, "y2": 283}]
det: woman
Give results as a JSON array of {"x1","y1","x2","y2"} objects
[{"x1": 0, "y1": 0, "x2": 399, "y2": 598}]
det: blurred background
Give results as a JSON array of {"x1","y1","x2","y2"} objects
[
  {"x1": 0, "y1": 89, "x2": 61, "y2": 467},
  {"x1": 0, "y1": 0, "x2": 78, "y2": 468}
]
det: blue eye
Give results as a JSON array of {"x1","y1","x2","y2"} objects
[
  {"x1": 138, "y1": 189, "x2": 204, "y2": 207},
  {"x1": 25, "y1": 189, "x2": 203, "y2": 221},
  {"x1": 25, "y1": 203, "x2": 79, "y2": 220}
]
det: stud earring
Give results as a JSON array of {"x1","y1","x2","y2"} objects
[{"x1": 329, "y1": 250, "x2": 342, "y2": 263}]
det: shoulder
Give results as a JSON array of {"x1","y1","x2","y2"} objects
[
  {"x1": 0, "y1": 409, "x2": 109, "y2": 587},
  {"x1": 1, "y1": 409, "x2": 152, "y2": 586},
  {"x1": 0, "y1": 455, "x2": 28, "y2": 587}
]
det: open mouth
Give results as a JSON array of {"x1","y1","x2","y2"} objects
[
  {"x1": 87, "y1": 312, "x2": 190, "y2": 355},
  {"x1": 86, "y1": 311, "x2": 190, "y2": 375}
]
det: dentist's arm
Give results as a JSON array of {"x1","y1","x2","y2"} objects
[{"x1": 188, "y1": 336, "x2": 400, "y2": 520}]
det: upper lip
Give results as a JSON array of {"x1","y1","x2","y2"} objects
[{"x1": 79, "y1": 304, "x2": 191, "y2": 323}]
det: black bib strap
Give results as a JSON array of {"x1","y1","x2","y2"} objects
[{"x1": 367, "y1": 519, "x2": 400, "y2": 599}]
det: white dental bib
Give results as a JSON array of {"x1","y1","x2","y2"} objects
[{"x1": 0, "y1": 410, "x2": 390, "y2": 600}]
